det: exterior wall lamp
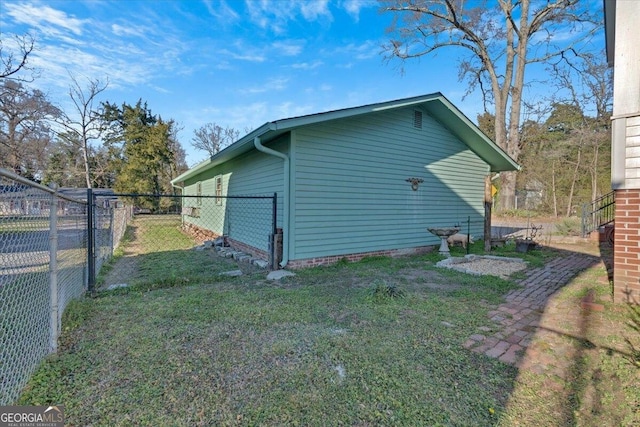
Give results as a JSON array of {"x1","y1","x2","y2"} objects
[{"x1": 405, "y1": 177, "x2": 424, "y2": 191}]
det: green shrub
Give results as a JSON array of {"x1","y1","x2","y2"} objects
[{"x1": 369, "y1": 281, "x2": 405, "y2": 302}]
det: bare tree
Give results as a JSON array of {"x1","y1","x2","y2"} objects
[
  {"x1": 551, "y1": 52, "x2": 612, "y2": 204},
  {"x1": 168, "y1": 123, "x2": 189, "y2": 176},
  {"x1": 381, "y1": 0, "x2": 600, "y2": 211},
  {"x1": 0, "y1": 80, "x2": 60, "y2": 179},
  {"x1": 57, "y1": 74, "x2": 108, "y2": 187},
  {"x1": 0, "y1": 34, "x2": 35, "y2": 80},
  {"x1": 192, "y1": 123, "x2": 240, "y2": 157}
]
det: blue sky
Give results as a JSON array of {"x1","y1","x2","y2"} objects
[{"x1": 1, "y1": 0, "x2": 605, "y2": 167}]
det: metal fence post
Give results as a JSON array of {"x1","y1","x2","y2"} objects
[
  {"x1": 49, "y1": 183, "x2": 59, "y2": 352},
  {"x1": 87, "y1": 188, "x2": 96, "y2": 293},
  {"x1": 109, "y1": 202, "x2": 115, "y2": 256}
]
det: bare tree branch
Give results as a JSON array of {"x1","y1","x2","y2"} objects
[
  {"x1": 191, "y1": 123, "x2": 240, "y2": 157},
  {"x1": 56, "y1": 73, "x2": 109, "y2": 187},
  {"x1": 0, "y1": 34, "x2": 35, "y2": 80},
  {"x1": 379, "y1": 0, "x2": 600, "y2": 210}
]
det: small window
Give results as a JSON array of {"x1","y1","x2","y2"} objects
[
  {"x1": 215, "y1": 176, "x2": 223, "y2": 205},
  {"x1": 413, "y1": 110, "x2": 423, "y2": 129},
  {"x1": 196, "y1": 182, "x2": 202, "y2": 206}
]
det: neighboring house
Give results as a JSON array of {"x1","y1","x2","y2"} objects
[
  {"x1": 605, "y1": 0, "x2": 640, "y2": 303},
  {"x1": 0, "y1": 186, "x2": 117, "y2": 217},
  {"x1": 515, "y1": 179, "x2": 544, "y2": 211},
  {"x1": 171, "y1": 93, "x2": 519, "y2": 268},
  {"x1": 0, "y1": 184, "x2": 42, "y2": 215},
  {"x1": 57, "y1": 188, "x2": 118, "y2": 209}
]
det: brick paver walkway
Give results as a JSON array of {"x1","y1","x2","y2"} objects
[{"x1": 464, "y1": 251, "x2": 602, "y2": 365}]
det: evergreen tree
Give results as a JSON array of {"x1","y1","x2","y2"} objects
[{"x1": 100, "y1": 100, "x2": 180, "y2": 210}]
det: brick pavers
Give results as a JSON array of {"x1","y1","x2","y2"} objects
[{"x1": 464, "y1": 251, "x2": 603, "y2": 366}]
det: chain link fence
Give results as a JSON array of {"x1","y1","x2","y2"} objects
[
  {"x1": 0, "y1": 168, "x2": 88, "y2": 405},
  {"x1": 0, "y1": 177, "x2": 275, "y2": 403},
  {"x1": 178, "y1": 194, "x2": 277, "y2": 259},
  {"x1": 93, "y1": 194, "x2": 277, "y2": 290},
  {"x1": 93, "y1": 199, "x2": 132, "y2": 278}
]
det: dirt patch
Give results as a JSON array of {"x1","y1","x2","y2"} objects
[
  {"x1": 98, "y1": 223, "x2": 144, "y2": 289},
  {"x1": 398, "y1": 268, "x2": 462, "y2": 291},
  {"x1": 100, "y1": 256, "x2": 139, "y2": 289}
]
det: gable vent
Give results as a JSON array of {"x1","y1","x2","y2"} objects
[{"x1": 413, "y1": 110, "x2": 423, "y2": 129}]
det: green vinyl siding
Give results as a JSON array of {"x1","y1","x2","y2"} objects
[
  {"x1": 181, "y1": 137, "x2": 288, "y2": 252},
  {"x1": 290, "y1": 107, "x2": 488, "y2": 260},
  {"x1": 182, "y1": 176, "x2": 228, "y2": 235}
]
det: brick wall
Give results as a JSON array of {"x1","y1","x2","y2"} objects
[
  {"x1": 182, "y1": 223, "x2": 270, "y2": 261},
  {"x1": 182, "y1": 222, "x2": 221, "y2": 243},
  {"x1": 286, "y1": 246, "x2": 435, "y2": 269},
  {"x1": 613, "y1": 189, "x2": 640, "y2": 303}
]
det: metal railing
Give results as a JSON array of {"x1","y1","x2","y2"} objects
[
  {"x1": 581, "y1": 191, "x2": 615, "y2": 237},
  {"x1": 0, "y1": 168, "x2": 88, "y2": 405}
]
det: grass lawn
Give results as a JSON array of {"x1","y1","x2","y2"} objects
[
  {"x1": 15, "y1": 218, "x2": 639, "y2": 426},
  {"x1": 19, "y1": 253, "x2": 524, "y2": 425}
]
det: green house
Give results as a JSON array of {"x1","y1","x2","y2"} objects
[{"x1": 171, "y1": 93, "x2": 519, "y2": 268}]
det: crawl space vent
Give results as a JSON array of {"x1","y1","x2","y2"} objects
[{"x1": 413, "y1": 110, "x2": 423, "y2": 129}]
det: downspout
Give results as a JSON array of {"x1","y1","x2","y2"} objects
[{"x1": 254, "y1": 136, "x2": 289, "y2": 268}]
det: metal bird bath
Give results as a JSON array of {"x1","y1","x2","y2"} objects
[{"x1": 427, "y1": 227, "x2": 460, "y2": 257}]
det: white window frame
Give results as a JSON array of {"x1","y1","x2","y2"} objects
[{"x1": 215, "y1": 175, "x2": 223, "y2": 206}]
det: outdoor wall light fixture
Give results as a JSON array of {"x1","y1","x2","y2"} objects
[{"x1": 405, "y1": 177, "x2": 424, "y2": 191}]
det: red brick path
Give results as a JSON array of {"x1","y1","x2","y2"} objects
[{"x1": 463, "y1": 251, "x2": 602, "y2": 365}]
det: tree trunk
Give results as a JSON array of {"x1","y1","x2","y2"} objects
[
  {"x1": 498, "y1": 171, "x2": 517, "y2": 212},
  {"x1": 566, "y1": 149, "x2": 581, "y2": 217},
  {"x1": 484, "y1": 175, "x2": 492, "y2": 252},
  {"x1": 591, "y1": 144, "x2": 599, "y2": 202},
  {"x1": 552, "y1": 161, "x2": 558, "y2": 217}
]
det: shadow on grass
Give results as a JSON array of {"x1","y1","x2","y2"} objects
[{"x1": 497, "y1": 234, "x2": 639, "y2": 426}]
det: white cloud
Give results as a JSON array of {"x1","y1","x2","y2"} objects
[
  {"x1": 111, "y1": 23, "x2": 147, "y2": 38},
  {"x1": 300, "y1": 0, "x2": 331, "y2": 21},
  {"x1": 28, "y1": 42, "x2": 151, "y2": 92},
  {"x1": 341, "y1": 0, "x2": 376, "y2": 22},
  {"x1": 272, "y1": 40, "x2": 304, "y2": 56},
  {"x1": 241, "y1": 77, "x2": 290, "y2": 94},
  {"x1": 303, "y1": 83, "x2": 332, "y2": 95},
  {"x1": 218, "y1": 49, "x2": 266, "y2": 62},
  {"x1": 244, "y1": 0, "x2": 333, "y2": 34},
  {"x1": 214, "y1": 60, "x2": 234, "y2": 70},
  {"x1": 291, "y1": 60, "x2": 324, "y2": 70},
  {"x1": 5, "y1": 3, "x2": 87, "y2": 36},
  {"x1": 203, "y1": 0, "x2": 240, "y2": 23},
  {"x1": 213, "y1": 101, "x2": 272, "y2": 133},
  {"x1": 331, "y1": 40, "x2": 381, "y2": 60},
  {"x1": 272, "y1": 101, "x2": 314, "y2": 119}
]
